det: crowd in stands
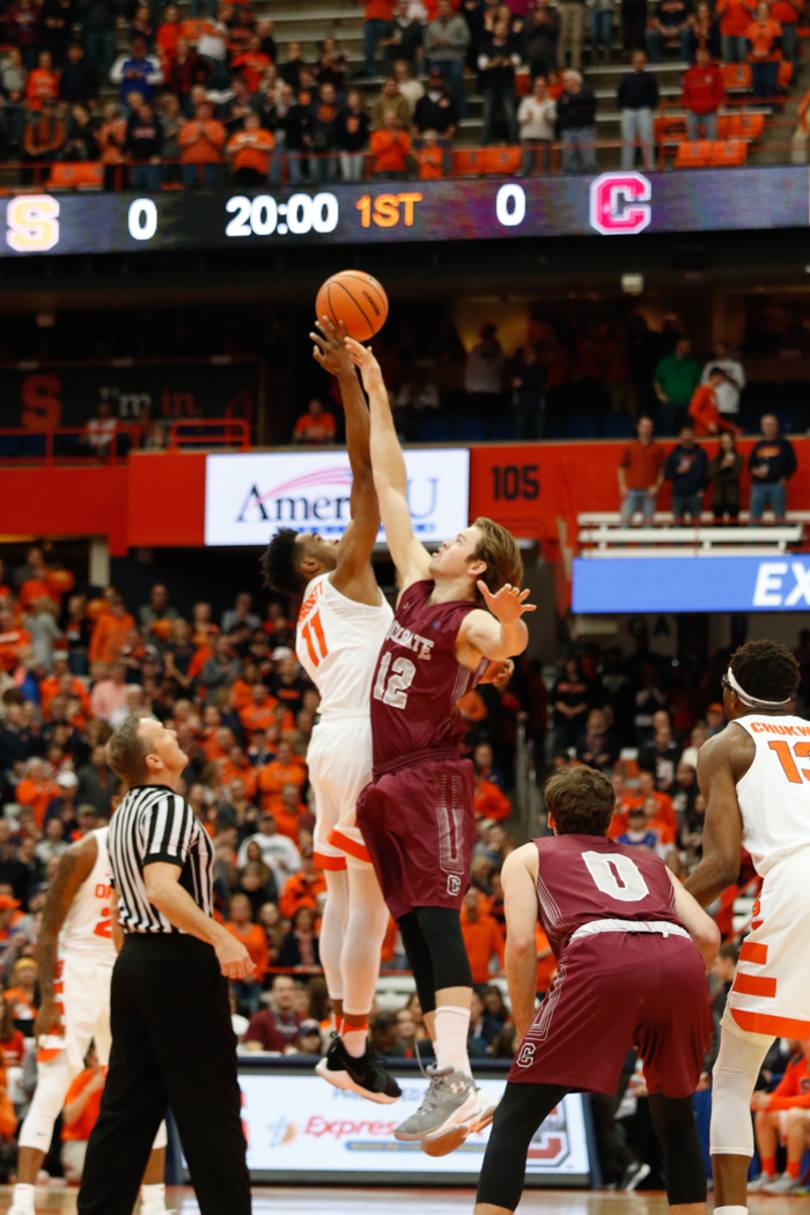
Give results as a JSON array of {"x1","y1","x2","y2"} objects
[
  {"x1": 0, "y1": 0, "x2": 803, "y2": 185},
  {"x1": 0, "y1": 541, "x2": 538, "y2": 1177}
]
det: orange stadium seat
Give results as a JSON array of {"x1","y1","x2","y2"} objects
[
  {"x1": 48, "y1": 162, "x2": 104, "y2": 189},
  {"x1": 778, "y1": 60, "x2": 794, "y2": 88},
  {"x1": 722, "y1": 63, "x2": 753, "y2": 91},
  {"x1": 655, "y1": 115, "x2": 687, "y2": 141},
  {"x1": 710, "y1": 139, "x2": 748, "y2": 165},
  {"x1": 453, "y1": 146, "x2": 522, "y2": 176},
  {"x1": 738, "y1": 113, "x2": 765, "y2": 138},
  {"x1": 675, "y1": 140, "x2": 713, "y2": 167}
]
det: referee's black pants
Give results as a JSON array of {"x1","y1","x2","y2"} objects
[{"x1": 77, "y1": 933, "x2": 251, "y2": 1215}]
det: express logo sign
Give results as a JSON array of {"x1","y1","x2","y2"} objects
[
  {"x1": 589, "y1": 172, "x2": 652, "y2": 236},
  {"x1": 204, "y1": 450, "x2": 470, "y2": 547}
]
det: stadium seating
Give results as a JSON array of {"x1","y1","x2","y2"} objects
[
  {"x1": 675, "y1": 140, "x2": 714, "y2": 168},
  {"x1": 722, "y1": 64, "x2": 754, "y2": 92},
  {"x1": 452, "y1": 147, "x2": 522, "y2": 178},
  {"x1": 48, "y1": 162, "x2": 104, "y2": 190}
]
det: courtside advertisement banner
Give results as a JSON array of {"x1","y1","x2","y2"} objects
[
  {"x1": 228, "y1": 1072, "x2": 590, "y2": 1185},
  {"x1": 573, "y1": 555, "x2": 810, "y2": 613},
  {"x1": 204, "y1": 449, "x2": 470, "y2": 546},
  {"x1": 4, "y1": 168, "x2": 810, "y2": 256}
]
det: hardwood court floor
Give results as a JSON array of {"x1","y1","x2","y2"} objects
[{"x1": 1, "y1": 1188, "x2": 809, "y2": 1214}]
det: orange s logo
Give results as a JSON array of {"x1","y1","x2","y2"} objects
[
  {"x1": 21, "y1": 373, "x2": 62, "y2": 430},
  {"x1": 6, "y1": 195, "x2": 60, "y2": 253}
]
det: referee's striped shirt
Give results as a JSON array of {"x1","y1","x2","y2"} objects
[{"x1": 109, "y1": 784, "x2": 215, "y2": 933}]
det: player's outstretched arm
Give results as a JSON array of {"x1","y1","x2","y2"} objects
[
  {"x1": 35, "y1": 834, "x2": 99, "y2": 1040},
  {"x1": 457, "y1": 583, "x2": 536, "y2": 669},
  {"x1": 684, "y1": 732, "x2": 745, "y2": 908},
  {"x1": 311, "y1": 318, "x2": 380, "y2": 599},
  {"x1": 345, "y1": 336, "x2": 431, "y2": 593},
  {"x1": 502, "y1": 845, "x2": 541, "y2": 1042},
  {"x1": 667, "y1": 868, "x2": 721, "y2": 974}
]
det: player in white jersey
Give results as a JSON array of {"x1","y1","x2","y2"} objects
[
  {"x1": 10, "y1": 822, "x2": 169, "y2": 1215},
  {"x1": 685, "y1": 638, "x2": 806, "y2": 1214},
  {"x1": 261, "y1": 318, "x2": 400, "y2": 1104}
]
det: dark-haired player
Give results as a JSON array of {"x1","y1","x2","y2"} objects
[
  {"x1": 261, "y1": 320, "x2": 399, "y2": 1105},
  {"x1": 685, "y1": 638, "x2": 808, "y2": 1211},
  {"x1": 476, "y1": 765, "x2": 718, "y2": 1215},
  {"x1": 347, "y1": 338, "x2": 535, "y2": 1149}
]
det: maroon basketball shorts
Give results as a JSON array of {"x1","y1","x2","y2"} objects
[
  {"x1": 356, "y1": 753, "x2": 475, "y2": 921},
  {"x1": 509, "y1": 930, "x2": 708, "y2": 1098}
]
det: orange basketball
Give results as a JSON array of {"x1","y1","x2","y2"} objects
[{"x1": 315, "y1": 271, "x2": 389, "y2": 342}]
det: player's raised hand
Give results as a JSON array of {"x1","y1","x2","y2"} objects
[
  {"x1": 477, "y1": 582, "x2": 537, "y2": 624},
  {"x1": 344, "y1": 336, "x2": 384, "y2": 394},
  {"x1": 310, "y1": 317, "x2": 354, "y2": 379}
]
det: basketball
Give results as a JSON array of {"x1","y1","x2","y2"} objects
[{"x1": 315, "y1": 271, "x2": 389, "y2": 342}]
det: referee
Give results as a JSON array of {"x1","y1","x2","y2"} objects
[{"x1": 77, "y1": 713, "x2": 254, "y2": 1215}]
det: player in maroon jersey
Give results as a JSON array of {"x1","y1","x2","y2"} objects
[
  {"x1": 475, "y1": 765, "x2": 719, "y2": 1215},
  {"x1": 347, "y1": 337, "x2": 535, "y2": 1151}
]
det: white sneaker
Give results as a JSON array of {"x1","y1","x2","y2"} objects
[
  {"x1": 748, "y1": 1171, "x2": 777, "y2": 1192},
  {"x1": 420, "y1": 1085, "x2": 499, "y2": 1156},
  {"x1": 763, "y1": 1171, "x2": 802, "y2": 1195}
]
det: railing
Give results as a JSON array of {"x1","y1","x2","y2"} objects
[
  {"x1": 167, "y1": 417, "x2": 251, "y2": 450},
  {"x1": 0, "y1": 115, "x2": 802, "y2": 193},
  {"x1": 0, "y1": 418, "x2": 248, "y2": 463},
  {"x1": 0, "y1": 425, "x2": 139, "y2": 465}
]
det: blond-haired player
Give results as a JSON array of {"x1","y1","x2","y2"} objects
[{"x1": 686, "y1": 638, "x2": 809, "y2": 1213}]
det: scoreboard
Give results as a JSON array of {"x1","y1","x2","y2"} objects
[{"x1": 3, "y1": 166, "x2": 810, "y2": 256}]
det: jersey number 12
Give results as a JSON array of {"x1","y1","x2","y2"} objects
[{"x1": 373, "y1": 652, "x2": 416, "y2": 709}]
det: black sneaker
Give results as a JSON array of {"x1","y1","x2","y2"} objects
[
  {"x1": 316, "y1": 1034, "x2": 402, "y2": 1104},
  {"x1": 621, "y1": 1160, "x2": 651, "y2": 1192}
]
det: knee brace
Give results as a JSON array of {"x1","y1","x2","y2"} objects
[
  {"x1": 18, "y1": 1057, "x2": 78, "y2": 1150},
  {"x1": 414, "y1": 906, "x2": 473, "y2": 992},
  {"x1": 710, "y1": 1021, "x2": 773, "y2": 1157},
  {"x1": 398, "y1": 912, "x2": 436, "y2": 1015}
]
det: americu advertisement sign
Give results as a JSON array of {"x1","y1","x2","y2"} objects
[
  {"x1": 204, "y1": 450, "x2": 470, "y2": 546},
  {"x1": 228, "y1": 1072, "x2": 591, "y2": 1185}
]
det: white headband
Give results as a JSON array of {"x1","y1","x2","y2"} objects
[{"x1": 726, "y1": 667, "x2": 790, "y2": 709}]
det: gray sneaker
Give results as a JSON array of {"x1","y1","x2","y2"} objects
[
  {"x1": 394, "y1": 1066, "x2": 477, "y2": 1142},
  {"x1": 420, "y1": 1085, "x2": 500, "y2": 1157},
  {"x1": 748, "y1": 1171, "x2": 777, "y2": 1192},
  {"x1": 763, "y1": 1172, "x2": 802, "y2": 1195}
]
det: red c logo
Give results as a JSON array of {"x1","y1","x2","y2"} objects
[{"x1": 589, "y1": 172, "x2": 652, "y2": 235}]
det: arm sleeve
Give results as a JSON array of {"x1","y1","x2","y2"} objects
[
  {"x1": 143, "y1": 793, "x2": 194, "y2": 866},
  {"x1": 109, "y1": 54, "x2": 127, "y2": 84}
]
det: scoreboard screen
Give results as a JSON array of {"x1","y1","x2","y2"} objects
[{"x1": 3, "y1": 166, "x2": 809, "y2": 256}]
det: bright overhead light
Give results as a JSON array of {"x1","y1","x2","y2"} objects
[{"x1": 621, "y1": 274, "x2": 644, "y2": 295}]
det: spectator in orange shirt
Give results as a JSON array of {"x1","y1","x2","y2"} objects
[
  {"x1": 618, "y1": 416, "x2": 665, "y2": 524},
  {"x1": 219, "y1": 744, "x2": 258, "y2": 802},
  {"x1": 746, "y1": 2, "x2": 783, "y2": 101},
  {"x1": 0, "y1": 608, "x2": 32, "y2": 673},
  {"x1": 88, "y1": 593, "x2": 134, "y2": 665},
  {"x1": 157, "y1": 4, "x2": 182, "y2": 63},
  {"x1": 770, "y1": 0, "x2": 802, "y2": 61},
  {"x1": 178, "y1": 99, "x2": 226, "y2": 185},
  {"x1": 226, "y1": 110, "x2": 274, "y2": 184},
  {"x1": 257, "y1": 739, "x2": 306, "y2": 812},
  {"x1": 225, "y1": 892, "x2": 269, "y2": 1013},
  {"x1": 716, "y1": 0, "x2": 755, "y2": 61},
  {"x1": 238, "y1": 683, "x2": 279, "y2": 734},
  {"x1": 751, "y1": 1040, "x2": 810, "y2": 1191},
  {"x1": 62, "y1": 1046, "x2": 106, "y2": 1183},
  {"x1": 274, "y1": 782, "x2": 309, "y2": 841},
  {"x1": 16, "y1": 758, "x2": 60, "y2": 829},
  {"x1": 535, "y1": 926, "x2": 556, "y2": 996},
  {"x1": 474, "y1": 766, "x2": 512, "y2": 823},
  {"x1": 460, "y1": 888, "x2": 504, "y2": 986},
  {"x1": 682, "y1": 46, "x2": 725, "y2": 141},
  {"x1": 689, "y1": 368, "x2": 739, "y2": 436},
  {"x1": 231, "y1": 33, "x2": 271, "y2": 92},
  {"x1": 415, "y1": 128, "x2": 444, "y2": 178},
  {"x1": 370, "y1": 108, "x2": 411, "y2": 178},
  {"x1": 278, "y1": 851, "x2": 327, "y2": 921},
  {"x1": 292, "y1": 398, "x2": 337, "y2": 445},
  {"x1": 25, "y1": 50, "x2": 60, "y2": 112}
]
